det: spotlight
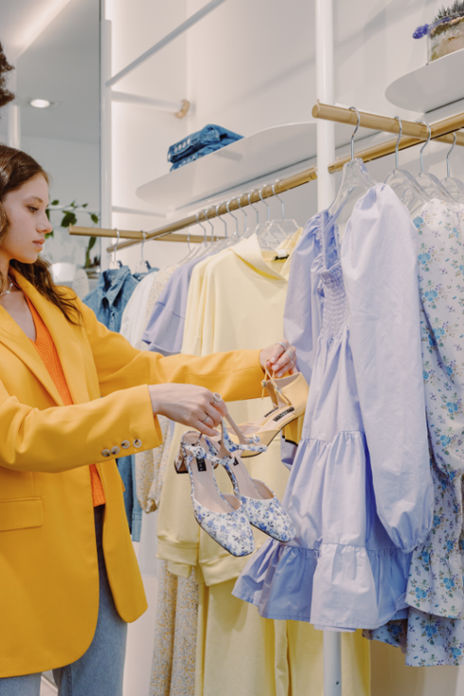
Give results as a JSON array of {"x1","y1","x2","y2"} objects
[{"x1": 29, "y1": 98, "x2": 52, "y2": 109}]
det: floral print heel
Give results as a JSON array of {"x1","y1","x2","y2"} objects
[
  {"x1": 176, "y1": 431, "x2": 255, "y2": 557},
  {"x1": 206, "y1": 420, "x2": 296, "y2": 543}
]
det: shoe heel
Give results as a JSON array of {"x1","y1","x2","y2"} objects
[
  {"x1": 211, "y1": 429, "x2": 296, "y2": 543},
  {"x1": 178, "y1": 431, "x2": 255, "y2": 557}
]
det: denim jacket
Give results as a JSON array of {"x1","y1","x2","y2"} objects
[
  {"x1": 83, "y1": 266, "x2": 139, "y2": 333},
  {"x1": 167, "y1": 124, "x2": 242, "y2": 163}
]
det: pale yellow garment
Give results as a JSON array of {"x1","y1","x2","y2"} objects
[
  {"x1": 196, "y1": 579, "x2": 370, "y2": 696},
  {"x1": 157, "y1": 233, "x2": 299, "y2": 582}
]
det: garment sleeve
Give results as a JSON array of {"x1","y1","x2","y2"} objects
[
  {"x1": 283, "y1": 214, "x2": 322, "y2": 385},
  {"x1": 341, "y1": 184, "x2": 433, "y2": 552}
]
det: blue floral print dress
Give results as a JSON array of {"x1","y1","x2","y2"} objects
[
  {"x1": 233, "y1": 185, "x2": 433, "y2": 630},
  {"x1": 366, "y1": 199, "x2": 464, "y2": 666}
]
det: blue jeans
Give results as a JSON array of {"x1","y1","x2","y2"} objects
[{"x1": 0, "y1": 506, "x2": 127, "y2": 696}]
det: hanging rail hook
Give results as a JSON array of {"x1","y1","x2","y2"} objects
[
  {"x1": 349, "y1": 106, "x2": 361, "y2": 161},
  {"x1": 248, "y1": 190, "x2": 260, "y2": 225},
  {"x1": 112, "y1": 228, "x2": 120, "y2": 267},
  {"x1": 393, "y1": 115, "x2": 403, "y2": 170},
  {"x1": 272, "y1": 180, "x2": 285, "y2": 218},
  {"x1": 225, "y1": 199, "x2": 240, "y2": 237},
  {"x1": 140, "y1": 229, "x2": 147, "y2": 263},
  {"x1": 446, "y1": 131, "x2": 457, "y2": 178},
  {"x1": 258, "y1": 188, "x2": 271, "y2": 222},
  {"x1": 216, "y1": 204, "x2": 228, "y2": 238},
  {"x1": 418, "y1": 120, "x2": 432, "y2": 173},
  {"x1": 237, "y1": 194, "x2": 248, "y2": 226},
  {"x1": 205, "y1": 210, "x2": 215, "y2": 241}
]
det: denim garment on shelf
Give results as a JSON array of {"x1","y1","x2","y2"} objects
[
  {"x1": 142, "y1": 256, "x2": 205, "y2": 355},
  {"x1": 167, "y1": 123, "x2": 242, "y2": 163},
  {"x1": 83, "y1": 266, "x2": 139, "y2": 333},
  {"x1": 169, "y1": 137, "x2": 242, "y2": 171},
  {"x1": 233, "y1": 185, "x2": 433, "y2": 631}
]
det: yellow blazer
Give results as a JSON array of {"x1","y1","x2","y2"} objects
[{"x1": 0, "y1": 270, "x2": 263, "y2": 677}]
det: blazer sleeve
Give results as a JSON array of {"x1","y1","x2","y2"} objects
[
  {"x1": 78, "y1": 297, "x2": 264, "y2": 402},
  {"x1": 0, "y1": 381, "x2": 161, "y2": 473},
  {"x1": 0, "y1": 296, "x2": 263, "y2": 475}
]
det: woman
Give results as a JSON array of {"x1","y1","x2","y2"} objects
[{"x1": 0, "y1": 144, "x2": 296, "y2": 695}]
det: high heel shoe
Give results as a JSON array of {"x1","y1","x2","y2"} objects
[
  {"x1": 227, "y1": 369, "x2": 309, "y2": 457},
  {"x1": 175, "y1": 431, "x2": 255, "y2": 557},
  {"x1": 205, "y1": 420, "x2": 296, "y2": 543}
]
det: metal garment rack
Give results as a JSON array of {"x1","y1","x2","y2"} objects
[{"x1": 69, "y1": 102, "x2": 464, "y2": 253}]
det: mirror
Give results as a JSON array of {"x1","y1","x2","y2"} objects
[{"x1": 0, "y1": 0, "x2": 101, "y2": 288}]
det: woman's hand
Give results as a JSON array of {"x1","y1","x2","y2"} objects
[
  {"x1": 260, "y1": 340, "x2": 297, "y2": 378},
  {"x1": 149, "y1": 383, "x2": 226, "y2": 436}
]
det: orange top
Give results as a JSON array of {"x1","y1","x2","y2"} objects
[{"x1": 25, "y1": 296, "x2": 106, "y2": 506}]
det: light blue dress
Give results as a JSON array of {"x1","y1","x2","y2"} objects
[{"x1": 233, "y1": 184, "x2": 433, "y2": 630}]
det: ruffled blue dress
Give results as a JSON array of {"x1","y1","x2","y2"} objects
[{"x1": 233, "y1": 184, "x2": 433, "y2": 630}]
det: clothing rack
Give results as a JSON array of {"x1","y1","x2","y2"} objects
[{"x1": 69, "y1": 103, "x2": 464, "y2": 254}]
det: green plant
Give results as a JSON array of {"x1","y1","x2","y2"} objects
[{"x1": 46, "y1": 200, "x2": 100, "y2": 269}]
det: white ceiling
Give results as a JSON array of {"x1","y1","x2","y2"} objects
[{"x1": 0, "y1": 0, "x2": 100, "y2": 143}]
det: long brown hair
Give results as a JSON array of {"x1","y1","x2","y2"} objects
[
  {"x1": 0, "y1": 145, "x2": 81, "y2": 323},
  {"x1": 0, "y1": 42, "x2": 14, "y2": 108}
]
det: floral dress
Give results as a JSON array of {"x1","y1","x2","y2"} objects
[
  {"x1": 366, "y1": 199, "x2": 464, "y2": 666},
  {"x1": 233, "y1": 185, "x2": 433, "y2": 630}
]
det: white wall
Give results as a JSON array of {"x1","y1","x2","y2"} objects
[
  {"x1": 22, "y1": 134, "x2": 100, "y2": 268},
  {"x1": 107, "y1": 3, "x2": 464, "y2": 694}
]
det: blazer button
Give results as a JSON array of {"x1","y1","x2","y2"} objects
[
  {"x1": 133, "y1": 438, "x2": 142, "y2": 448},
  {"x1": 101, "y1": 448, "x2": 111, "y2": 458},
  {"x1": 111, "y1": 446, "x2": 120, "y2": 456},
  {"x1": 121, "y1": 440, "x2": 130, "y2": 449}
]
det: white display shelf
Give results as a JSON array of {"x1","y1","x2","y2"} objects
[
  {"x1": 386, "y1": 48, "x2": 464, "y2": 113},
  {"x1": 136, "y1": 120, "x2": 378, "y2": 214},
  {"x1": 137, "y1": 122, "x2": 317, "y2": 213}
]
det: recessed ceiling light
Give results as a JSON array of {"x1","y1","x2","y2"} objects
[{"x1": 29, "y1": 98, "x2": 52, "y2": 109}]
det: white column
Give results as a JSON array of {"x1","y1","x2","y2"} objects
[
  {"x1": 315, "y1": 2, "x2": 341, "y2": 696},
  {"x1": 100, "y1": 9, "x2": 112, "y2": 261}
]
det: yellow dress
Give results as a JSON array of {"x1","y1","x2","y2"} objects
[{"x1": 156, "y1": 234, "x2": 371, "y2": 695}]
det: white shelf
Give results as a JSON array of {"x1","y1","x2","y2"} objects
[
  {"x1": 137, "y1": 122, "x2": 318, "y2": 213},
  {"x1": 386, "y1": 48, "x2": 464, "y2": 113},
  {"x1": 136, "y1": 120, "x2": 379, "y2": 214}
]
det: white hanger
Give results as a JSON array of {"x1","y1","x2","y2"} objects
[
  {"x1": 415, "y1": 120, "x2": 456, "y2": 203},
  {"x1": 442, "y1": 133, "x2": 464, "y2": 202},
  {"x1": 384, "y1": 116, "x2": 428, "y2": 216}
]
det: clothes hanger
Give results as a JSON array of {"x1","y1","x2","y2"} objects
[
  {"x1": 226, "y1": 199, "x2": 241, "y2": 241},
  {"x1": 328, "y1": 106, "x2": 376, "y2": 244},
  {"x1": 415, "y1": 120, "x2": 457, "y2": 203},
  {"x1": 442, "y1": 133, "x2": 464, "y2": 202},
  {"x1": 133, "y1": 231, "x2": 153, "y2": 274},
  {"x1": 255, "y1": 188, "x2": 289, "y2": 251},
  {"x1": 243, "y1": 190, "x2": 261, "y2": 238},
  {"x1": 264, "y1": 180, "x2": 299, "y2": 238},
  {"x1": 108, "y1": 229, "x2": 123, "y2": 269},
  {"x1": 384, "y1": 116, "x2": 428, "y2": 216}
]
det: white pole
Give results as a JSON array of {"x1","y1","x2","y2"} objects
[
  {"x1": 100, "y1": 10, "x2": 112, "y2": 268},
  {"x1": 315, "y1": 1, "x2": 341, "y2": 695}
]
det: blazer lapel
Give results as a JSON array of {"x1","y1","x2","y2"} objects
[
  {"x1": 0, "y1": 300, "x2": 64, "y2": 406},
  {"x1": 1, "y1": 272, "x2": 90, "y2": 405}
]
